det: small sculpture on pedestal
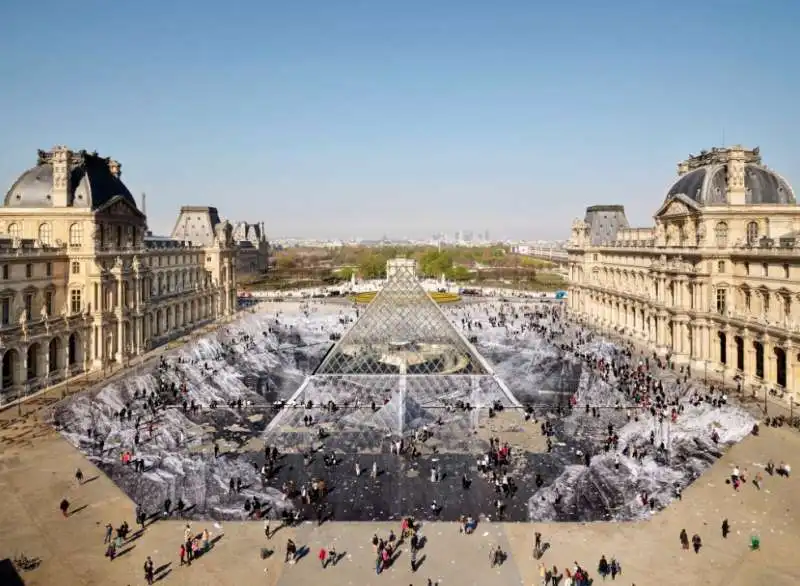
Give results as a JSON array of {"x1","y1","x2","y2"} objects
[{"x1": 19, "y1": 309, "x2": 28, "y2": 339}]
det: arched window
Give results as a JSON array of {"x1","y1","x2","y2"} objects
[
  {"x1": 714, "y1": 221, "x2": 728, "y2": 248},
  {"x1": 747, "y1": 221, "x2": 759, "y2": 245},
  {"x1": 69, "y1": 223, "x2": 83, "y2": 247},
  {"x1": 7, "y1": 223, "x2": 20, "y2": 239},
  {"x1": 38, "y1": 223, "x2": 52, "y2": 246}
]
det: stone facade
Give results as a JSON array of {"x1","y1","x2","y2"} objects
[
  {"x1": 171, "y1": 208, "x2": 269, "y2": 277},
  {"x1": 232, "y1": 221, "x2": 269, "y2": 275},
  {"x1": 0, "y1": 146, "x2": 238, "y2": 404},
  {"x1": 567, "y1": 146, "x2": 800, "y2": 402}
]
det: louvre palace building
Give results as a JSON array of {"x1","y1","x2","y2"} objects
[
  {"x1": 0, "y1": 145, "x2": 258, "y2": 405},
  {"x1": 567, "y1": 145, "x2": 800, "y2": 402}
]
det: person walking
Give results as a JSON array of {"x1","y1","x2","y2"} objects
[
  {"x1": 679, "y1": 529, "x2": 689, "y2": 550},
  {"x1": 692, "y1": 534, "x2": 702, "y2": 554},
  {"x1": 104, "y1": 523, "x2": 113, "y2": 544},
  {"x1": 264, "y1": 519, "x2": 271, "y2": 539},
  {"x1": 318, "y1": 547, "x2": 328, "y2": 568},
  {"x1": 75, "y1": 468, "x2": 84, "y2": 485},
  {"x1": 60, "y1": 498, "x2": 70, "y2": 518},
  {"x1": 143, "y1": 556, "x2": 155, "y2": 585}
]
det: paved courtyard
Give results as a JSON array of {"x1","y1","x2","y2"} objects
[{"x1": 0, "y1": 406, "x2": 797, "y2": 586}]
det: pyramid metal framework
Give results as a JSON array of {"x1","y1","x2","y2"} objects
[
  {"x1": 315, "y1": 261, "x2": 490, "y2": 376},
  {"x1": 265, "y1": 260, "x2": 521, "y2": 452}
]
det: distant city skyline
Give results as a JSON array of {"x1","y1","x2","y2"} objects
[{"x1": 1, "y1": 1, "x2": 799, "y2": 240}]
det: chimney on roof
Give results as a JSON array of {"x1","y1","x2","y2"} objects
[
  {"x1": 51, "y1": 145, "x2": 72, "y2": 207},
  {"x1": 108, "y1": 159, "x2": 122, "y2": 178}
]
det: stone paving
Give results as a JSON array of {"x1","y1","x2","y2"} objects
[
  {"x1": 1, "y1": 303, "x2": 798, "y2": 585},
  {"x1": 0, "y1": 407, "x2": 798, "y2": 586}
]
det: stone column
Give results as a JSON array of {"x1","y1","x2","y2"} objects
[
  {"x1": 682, "y1": 322, "x2": 689, "y2": 355},
  {"x1": 766, "y1": 339, "x2": 777, "y2": 385},
  {"x1": 42, "y1": 346, "x2": 50, "y2": 383},
  {"x1": 743, "y1": 332, "x2": 754, "y2": 380},
  {"x1": 20, "y1": 353, "x2": 27, "y2": 393},
  {"x1": 134, "y1": 274, "x2": 141, "y2": 311},
  {"x1": 726, "y1": 331, "x2": 736, "y2": 371},
  {"x1": 702, "y1": 325, "x2": 710, "y2": 360}
]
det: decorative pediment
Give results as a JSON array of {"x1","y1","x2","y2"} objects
[
  {"x1": 95, "y1": 195, "x2": 145, "y2": 220},
  {"x1": 663, "y1": 201, "x2": 689, "y2": 216},
  {"x1": 655, "y1": 194, "x2": 701, "y2": 219}
]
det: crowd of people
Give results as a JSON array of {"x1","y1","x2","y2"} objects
[{"x1": 46, "y1": 295, "x2": 795, "y2": 585}]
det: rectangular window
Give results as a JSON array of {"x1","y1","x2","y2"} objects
[
  {"x1": 717, "y1": 260, "x2": 725, "y2": 273},
  {"x1": 24, "y1": 293, "x2": 33, "y2": 318},
  {"x1": 45, "y1": 291, "x2": 53, "y2": 316},
  {"x1": 25, "y1": 263, "x2": 32, "y2": 278},
  {"x1": 1, "y1": 265, "x2": 7, "y2": 280},
  {"x1": 744, "y1": 291, "x2": 751, "y2": 311},
  {"x1": 784, "y1": 264, "x2": 790, "y2": 279},
  {"x1": 46, "y1": 262, "x2": 52, "y2": 277},
  {"x1": 1, "y1": 298, "x2": 10, "y2": 325},
  {"x1": 70, "y1": 289, "x2": 82, "y2": 314},
  {"x1": 716, "y1": 288, "x2": 726, "y2": 314},
  {"x1": 762, "y1": 263, "x2": 768, "y2": 277},
  {"x1": 744, "y1": 262, "x2": 750, "y2": 276},
  {"x1": 71, "y1": 261, "x2": 80, "y2": 274}
]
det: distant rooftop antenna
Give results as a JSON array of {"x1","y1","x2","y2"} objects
[{"x1": 141, "y1": 192, "x2": 147, "y2": 216}]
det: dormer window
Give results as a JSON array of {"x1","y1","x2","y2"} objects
[{"x1": 746, "y1": 221, "x2": 759, "y2": 245}]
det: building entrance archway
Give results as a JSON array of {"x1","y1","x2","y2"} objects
[
  {"x1": 2, "y1": 349, "x2": 19, "y2": 390},
  {"x1": 26, "y1": 343, "x2": 40, "y2": 381},
  {"x1": 49, "y1": 338, "x2": 61, "y2": 373},
  {"x1": 754, "y1": 341, "x2": 764, "y2": 379},
  {"x1": 68, "y1": 332, "x2": 81, "y2": 366},
  {"x1": 775, "y1": 347, "x2": 787, "y2": 388},
  {"x1": 735, "y1": 336, "x2": 744, "y2": 371}
]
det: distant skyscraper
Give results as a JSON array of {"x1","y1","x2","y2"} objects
[{"x1": 463, "y1": 230, "x2": 473, "y2": 242}]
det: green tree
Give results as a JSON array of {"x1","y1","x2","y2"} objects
[
  {"x1": 447, "y1": 265, "x2": 472, "y2": 281},
  {"x1": 358, "y1": 253, "x2": 386, "y2": 279},
  {"x1": 419, "y1": 250, "x2": 454, "y2": 277},
  {"x1": 275, "y1": 251, "x2": 298, "y2": 271}
]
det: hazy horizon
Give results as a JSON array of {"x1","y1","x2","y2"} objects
[{"x1": 1, "y1": 1, "x2": 798, "y2": 240}]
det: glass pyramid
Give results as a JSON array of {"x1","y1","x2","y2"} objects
[
  {"x1": 315, "y1": 259, "x2": 490, "y2": 376},
  {"x1": 265, "y1": 259, "x2": 521, "y2": 452}
]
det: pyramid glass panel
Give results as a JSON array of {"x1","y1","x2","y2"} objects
[
  {"x1": 314, "y1": 260, "x2": 490, "y2": 375},
  {"x1": 265, "y1": 259, "x2": 521, "y2": 451}
]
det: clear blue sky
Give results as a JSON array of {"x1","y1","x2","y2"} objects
[{"x1": 1, "y1": 0, "x2": 798, "y2": 240}]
